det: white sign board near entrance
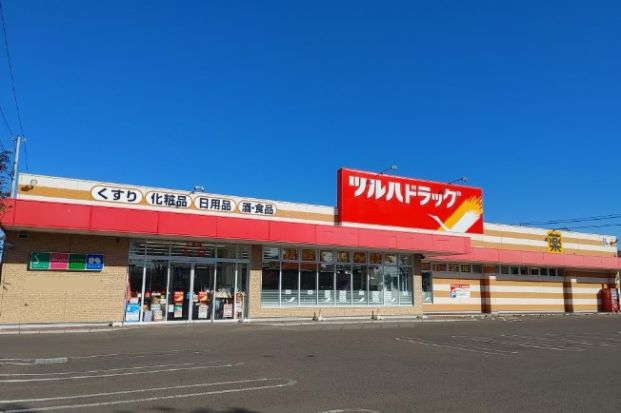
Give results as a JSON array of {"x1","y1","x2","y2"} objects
[{"x1": 450, "y1": 283, "x2": 470, "y2": 299}]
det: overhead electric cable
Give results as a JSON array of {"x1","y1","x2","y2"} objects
[
  {"x1": 0, "y1": 0, "x2": 24, "y2": 135},
  {"x1": 518, "y1": 213, "x2": 621, "y2": 227}
]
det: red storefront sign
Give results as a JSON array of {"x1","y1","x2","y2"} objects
[{"x1": 337, "y1": 168, "x2": 484, "y2": 234}]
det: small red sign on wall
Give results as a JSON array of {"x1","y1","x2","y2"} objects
[{"x1": 337, "y1": 168, "x2": 484, "y2": 234}]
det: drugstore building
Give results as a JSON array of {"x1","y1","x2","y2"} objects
[{"x1": 0, "y1": 169, "x2": 619, "y2": 324}]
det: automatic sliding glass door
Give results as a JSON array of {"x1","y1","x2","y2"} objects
[{"x1": 168, "y1": 262, "x2": 192, "y2": 321}]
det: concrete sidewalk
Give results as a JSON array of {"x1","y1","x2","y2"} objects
[{"x1": 1, "y1": 312, "x2": 615, "y2": 334}]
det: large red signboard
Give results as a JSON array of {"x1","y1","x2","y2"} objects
[{"x1": 337, "y1": 168, "x2": 484, "y2": 234}]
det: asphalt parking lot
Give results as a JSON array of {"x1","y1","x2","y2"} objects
[{"x1": 1, "y1": 315, "x2": 621, "y2": 412}]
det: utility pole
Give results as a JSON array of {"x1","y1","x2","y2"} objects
[{"x1": 10, "y1": 135, "x2": 21, "y2": 197}]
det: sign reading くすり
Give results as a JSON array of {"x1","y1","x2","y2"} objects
[{"x1": 337, "y1": 168, "x2": 484, "y2": 234}]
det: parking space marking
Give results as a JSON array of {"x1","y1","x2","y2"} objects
[
  {"x1": 0, "y1": 377, "x2": 291, "y2": 405},
  {"x1": 0, "y1": 361, "x2": 226, "y2": 377},
  {"x1": 0, "y1": 378, "x2": 297, "y2": 412},
  {"x1": 508, "y1": 334, "x2": 616, "y2": 347},
  {"x1": 69, "y1": 349, "x2": 210, "y2": 360},
  {"x1": 396, "y1": 337, "x2": 518, "y2": 356},
  {"x1": 317, "y1": 409, "x2": 380, "y2": 413},
  {"x1": 454, "y1": 335, "x2": 584, "y2": 352},
  {"x1": 553, "y1": 333, "x2": 621, "y2": 343},
  {"x1": 0, "y1": 362, "x2": 242, "y2": 383},
  {"x1": 0, "y1": 349, "x2": 210, "y2": 366}
]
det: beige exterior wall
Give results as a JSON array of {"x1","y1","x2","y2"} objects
[
  {"x1": 0, "y1": 230, "x2": 617, "y2": 325},
  {"x1": 0, "y1": 231, "x2": 128, "y2": 324}
]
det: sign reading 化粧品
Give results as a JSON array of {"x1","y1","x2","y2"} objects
[
  {"x1": 337, "y1": 168, "x2": 484, "y2": 234},
  {"x1": 29, "y1": 252, "x2": 104, "y2": 272}
]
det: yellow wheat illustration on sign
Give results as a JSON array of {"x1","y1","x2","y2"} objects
[{"x1": 428, "y1": 196, "x2": 483, "y2": 233}]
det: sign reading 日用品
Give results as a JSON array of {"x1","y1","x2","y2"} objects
[
  {"x1": 337, "y1": 168, "x2": 484, "y2": 234},
  {"x1": 29, "y1": 252, "x2": 104, "y2": 272}
]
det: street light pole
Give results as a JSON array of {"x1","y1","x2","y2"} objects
[{"x1": 10, "y1": 135, "x2": 21, "y2": 198}]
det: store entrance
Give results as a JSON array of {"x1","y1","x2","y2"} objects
[
  {"x1": 126, "y1": 241, "x2": 250, "y2": 324},
  {"x1": 192, "y1": 265, "x2": 213, "y2": 321}
]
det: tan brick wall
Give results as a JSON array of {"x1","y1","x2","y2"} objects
[{"x1": 0, "y1": 231, "x2": 129, "y2": 324}]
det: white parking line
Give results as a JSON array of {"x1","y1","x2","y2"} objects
[
  {"x1": 317, "y1": 409, "x2": 380, "y2": 413},
  {"x1": 0, "y1": 349, "x2": 209, "y2": 366},
  {"x1": 0, "y1": 362, "x2": 242, "y2": 383},
  {"x1": 510, "y1": 334, "x2": 615, "y2": 347},
  {"x1": 454, "y1": 335, "x2": 584, "y2": 352},
  {"x1": 0, "y1": 361, "x2": 223, "y2": 377},
  {"x1": 1, "y1": 378, "x2": 297, "y2": 412},
  {"x1": 555, "y1": 333, "x2": 621, "y2": 343},
  {"x1": 0, "y1": 377, "x2": 289, "y2": 404},
  {"x1": 396, "y1": 337, "x2": 518, "y2": 356}
]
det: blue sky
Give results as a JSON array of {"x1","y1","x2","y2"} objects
[{"x1": 0, "y1": 1, "x2": 620, "y2": 239}]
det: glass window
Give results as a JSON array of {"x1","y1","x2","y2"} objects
[
  {"x1": 236, "y1": 264, "x2": 248, "y2": 319},
  {"x1": 500, "y1": 266, "x2": 510, "y2": 275},
  {"x1": 352, "y1": 265, "x2": 367, "y2": 305},
  {"x1": 318, "y1": 264, "x2": 334, "y2": 304},
  {"x1": 511, "y1": 267, "x2": 520, "y2": 275},
  {"x1": 214, "y1": 263, "x2": 236, "y2": 320},
  {"x1": 129, "y1": 240, "x2": 146, "y2": 256},
  {"x1": 168, "y1": 262, "x2": 192, "y2": 321},
  {"x1": 400, "y1": 255, "x2": 412, "y2": 266},
  {"x1": 369, "y1": 252, "x2": 382, "y2": 265},
  {"x1": 192, "y1": 265, "x2": 212, "y2": 320},
  {"x1": 281, "y1": 262, "x2": 298, "y2": 306},
  {"x1": 368, "y1": 266, "x2": 383, "y2": 305},
  {"x1": 301, "y1": 249, "x2": 317, "y2": 262},
  {"x1": 399, "y1": 266, "x2": 414, "y2": 306},
  {"x1": 263, "y1": 247, "x2": 280, "y2": 262},
  {"x1": 433, "y1": 263, "x2": 448, "y2": 272},
  {"x1": 320, "y1": 250, "x2": 334, "y2": 263},
  {"x1": 520, "y1": 267, "x2": 528, "y2": 276},
  {"x1": 557, "y1": 268, "x2": 565, "y2": 277},
  {"x1": 145, "y1": 240, "x2": 171, "y2": 256},
  {"x1": 336, "y1": 264, "x2": 352, "y2": 305},
  {"x1": 460, "y1": 264, "x2": 471, "y2": 273},
  {"x1": 385, "y1": 254, "x2": 398, "y2": 266},
  {"x1": 472, "y1": 264, "x2": 483, "y2": 273},
  {"x1": 448, "y1": 263, "x2": 460, "y2": 273},
  {"x1": 383, "y1": 265, "x2": 399, "y2": 305},
  {"x1": 143, "y1": 260, "x2": 168, "y2": 322},
  {"x1": 261, "y1": 261, "x2": 279, "y2": 306},
  {"x1": 540, "y1": 268, "x2": 549, "y2": 276},
  {"x1": 421, "y1": 271, "x2": 432, "y2": 304},
  {"x1": 530, "y1": 268, "x2": 540, "y2": 276},
  {"x1": 337, "y1": 251, "x2": 350, "y2": 263},
  {"x1": 127, "y1": 259, "x2": 144, "y2": 304},
  {"x1": 353, "y1": 251, "x2": 367, "y2": 264},
  {"x1": 217, "y1": 245, "x2": 237, "y2": 259},
  {"x1": 299, "y1": 263, "x2": 317, "y2": 306},
  {"x1": 238, "y1": 245, "x2": 250, "y2": 260},
  {"x1": 169, "y1": 241, "x2": 215, "y2": 258},
  {"x1": 282, "y1": 248, "x2": 298, "y2": 262},
  {"x1": 420, "y1": 262, "x2": 431, "y2": 271}
]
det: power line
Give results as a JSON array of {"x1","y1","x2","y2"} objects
[
  {"x1": 518, "y1": 213, "x2": 621, "y2": 227},
  {"x1": 562, "y1": 222, "x2": 621, "y2": 231},
  {"x1": 0, "y1": 0, "x2": 24, "y2": 136}
]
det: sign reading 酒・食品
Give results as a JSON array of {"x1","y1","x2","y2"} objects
[
  {"x1": 337, "y1": 168, "x2": 484, "y2": 234},
  {"x1": 29, "y1": 252, "x2": 104, "y2": 272}
]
